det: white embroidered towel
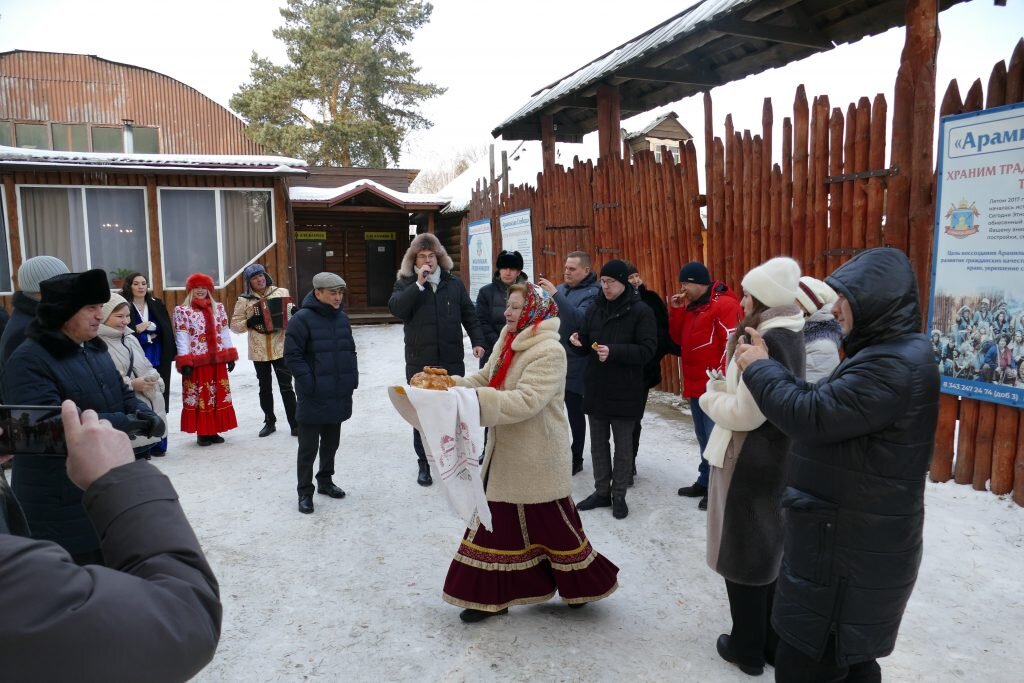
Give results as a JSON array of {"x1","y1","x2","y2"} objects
[{"x1": 388, "y1": 385, "x2": 492, "y2": 531}]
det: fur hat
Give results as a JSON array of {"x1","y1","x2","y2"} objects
[
  {"x1": 496, "y1": 250, "x2": 524, "y2": 271},
  {"x1": 741, "y1": 257, "x2": 801, "y2": 308},
  {"x1": 242, "y1": 263, "x2": 273, "y2": 295},
  {"x1": 678, "y1": 261, "x2": 711, "y2": 285},
  {"x1": 100, "y1": 292, "x2": 129, "y2": 323},
  {"x1": 795, "y1": 276, "x2": 838, "y2": 315},
  {"x1": 36, "y1": 269, "x2": 111, "y2": 328},
  {"x1": 599, "y1": 259, "x2": 631, "y2": 287},
  {"x1": 186, "y1": 272, "x2": 215, "y2": 292},
  {"x1": 397, "y1": 233, "x2": 453, "y2": 279},
  {"x1": 18, "y1": 255, "x2": 69, "y2": 293}
]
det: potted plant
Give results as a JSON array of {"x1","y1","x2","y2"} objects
[{"x1": 111, "y1": 267, "x2": 133, "y2": 288}]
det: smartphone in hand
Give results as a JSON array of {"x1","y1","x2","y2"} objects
[{"x1": 0, "y1": 405, "x2": 70, "y2": 456}]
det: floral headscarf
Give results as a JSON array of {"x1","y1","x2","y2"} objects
[{"x1": 488, "y1": 284, "x2": 558, "y2": 389}]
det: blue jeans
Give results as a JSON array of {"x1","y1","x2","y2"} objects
[{"x1": 690, "y1": 397, "x2": 714, "y2": 487}]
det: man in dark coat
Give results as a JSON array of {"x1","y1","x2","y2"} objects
[
  {"x1": 0, "y1": 400, "x2": 221, "y2": 681},
  {"x1": 0, "y1": 255, "x2": 69, "y2": 369},
  {"x1": 736, "y1": 248, "x2": 940, "y2": 680},
  {"x1": 538, "y1": 251, "x2": 601, "y2": 475},
  {"x1": 389, "y1": 232, "x2": 484, "y2": 486},
  {"x1": 475, "y1": 249, "x2": 527, "y2": 366},
  {"x1": 1, "y1": 269, "x2": 162, "y2": 565},
  {"x1": 624, "y1": 261, "x2": 679, "y2": 482},
  {"x1": 569, "y1": 259, "x2": 657, "y2": 520},
  {"x1": 285, "y1": 272, "x2": 358, "y2": 515}
]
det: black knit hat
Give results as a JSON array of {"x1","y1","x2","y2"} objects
[
  {"x1": 678, "y1": 261, "x2": 711, "y2": 285},
  {"x1": 496, "y1": 250, "x2": 524, "y2": 271},
  {"x1": 599, "y1": 259, "x2": 631, "y2": 287},
  {"x1": 36, "y1": 269, "x2": 111, "y2": 328}
]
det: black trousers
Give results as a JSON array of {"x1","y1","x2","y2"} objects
[
  {"x1": 254, "y1": 358, "x2": 297, "y2": 429},
  {"x1": 774, "y1": 636, "x2": 881, "y2": 683},
  {"x1": 631, "y1": 388, "x2": 651, "y2": 461},
  {"x1": 564, "y1": 390, "x2": 586, "y2": 466},
  {"x1": 725, "y1": 579, "x2": 778, "y2": 667},
  {"x1": 296, "y1": 423, "x2": 341, "y2": 497}
]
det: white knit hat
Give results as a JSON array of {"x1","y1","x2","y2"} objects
[
  {"x1": 18, "y1": 255, "x2": 69, "y2": 293},
  {"x1": 795, "y1": 276, "x2": 838, "y2": 315},
  {"x1": 101, "y1": 292, "x2": 129, "y2": 322},
  {"x1": 741, "y1": 257, "x2": 801, "y2": 308}
]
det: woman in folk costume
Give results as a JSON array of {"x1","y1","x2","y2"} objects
[
  {"x1": 98, "y1": 293, "x2": 168, "y2": 459},
  {"x1": 698, "y1": 257, "x2": 805, "y2": 677},
  {"x1": 173, "y1": 273, "x2": 239, "y2": 446},
  {"x1": 445, "y1": 283, "x2": 619, "y2": 623}
]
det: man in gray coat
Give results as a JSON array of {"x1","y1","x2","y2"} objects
[
  {"x1": 0, "y1": 400, "x2": 221, "y2": 681},
  {"x1": 539, "y1": 251, "x2": 600, "y2": 475}
]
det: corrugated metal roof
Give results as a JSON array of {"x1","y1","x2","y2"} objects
[
  {"x1": 493, "y1": 0, "x2": 758, "y2": 136},
  {"x1": 0, "y1": 144, "x2": 307, "y2": 174}
]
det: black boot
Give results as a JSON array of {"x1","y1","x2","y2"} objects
[
  {"x1": 417, "y1": 460, "x2": 433, "y2": 486},
  {"x1": 576, "y1": 493, "x2": 611, "y2": 511},
  {"x1": 197, "y1": 435, "x2": 212, "y2": 447},
  {"x1": 716, "y1": 634, "x2": 764, "y2": 676},
  {"x1": 298, "y1": 495, "x2": 314, "y2": 514},
  {"x1": 317, "y1": 481, "x2": 346, "y2": 499},
  {"x1": 571, "y1": 459, "x2": 584, "y2": 476},
  {"x1": 459, "y1": 607, "x2": 507, "y2": 623},
  {"x1": 259, "y1": 422, "x2": 276, "y2": 437},
  {"x1": 612, "y1": 495, "x2": 629, "y2": 519}
]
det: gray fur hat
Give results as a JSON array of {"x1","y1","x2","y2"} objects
[{"x1": 397, "y1": 233, "x2": 453, "y2": 279}]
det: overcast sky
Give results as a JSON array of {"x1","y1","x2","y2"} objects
[{"x1": 1, "y1": 0, "x2": 1021, "y2": 172}]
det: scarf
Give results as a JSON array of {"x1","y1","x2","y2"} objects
[
  {"x1": 488, "y1": 285, "x2": 559, "y2": 389},
  {"x1": 702, "y1": 307, "x2": 804, "y2": 468},
  {"x1": 418, "y1": 265, "x2": 442, "y2": 291},
  {"x1": 192, "y1": 296, "x2": 220, "y2": 356}
]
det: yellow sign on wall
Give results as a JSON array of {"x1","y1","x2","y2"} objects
[
  {"x1": 296, "y1": 230, "x2": 326, "y2": 241},
  {"x1": 364, "y1": 231, "x2": 396, "y2": 241}
]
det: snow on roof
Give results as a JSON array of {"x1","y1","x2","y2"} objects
[
  {"x1": 290, "y1": 178, "x2": 449, "y2": 207},
  {"x1": 438, "y1": 138, "x2": 599, "y2": 214},
  {"x1": 0, "y1": 144, "x2": 307, "y2": 173}
]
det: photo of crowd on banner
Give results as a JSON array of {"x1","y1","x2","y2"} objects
[{"x1": 931, "y1": 294, "x2": 1023, "y2": 386}]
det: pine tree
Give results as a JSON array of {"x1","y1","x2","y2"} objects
[{"x1": 231, "y1": 0, "x2": 444, "y2": 167}]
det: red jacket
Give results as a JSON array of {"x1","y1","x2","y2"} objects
[{"x1": 668, "y1": 281, "x2": 743, "y2": 398}]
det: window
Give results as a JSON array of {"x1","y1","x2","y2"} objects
[
  {"x1": 0, "y1": 121, "x2": 11, "y2": 147},
  {"x1": 19, "y1": 186, "x2": 148, "y2": 285},
  {"x1": 159, "y1": 188, "x2": 274, "y2": 288},
  {"x1": 0, "y1": 192, "x2": 13, "y2": 292},
  {"x1": 52, "y1": 124, "x2": 89, "y2": 152},
  {"x1": 15, "y1": 123, "x2": 49, "y2": 149},
  {"x1": 92, "y1": 127, "x2": 123, "y2": 153},
  {"x1": 133, "y1": 127, "x2": 159, "y2": 153}
]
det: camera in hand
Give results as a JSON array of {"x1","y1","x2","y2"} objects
[{"x1": 0, "y1": 405, "x2": 68, "y2": 456}]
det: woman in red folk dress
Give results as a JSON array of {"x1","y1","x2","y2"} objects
[
  {"x1": 173, "y1": 273, "x2": 239, "y2": 446},
  {"x1": 445, "y1": 283, "x2": 619, "y2": 622}
]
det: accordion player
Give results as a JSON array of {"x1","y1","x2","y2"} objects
[{"x1": 248, "y1": 296, "x2": 293, "y2": 333}]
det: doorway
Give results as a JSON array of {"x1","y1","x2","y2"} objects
[
  {"x1": 366, "y1": 239, "x2": 395, "y2": 307},
  {"x1": 295, "y1": 240, "x2": 325, "y2": 302}
]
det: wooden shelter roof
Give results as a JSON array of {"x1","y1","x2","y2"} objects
[
  {"x1": 290, "y1": 179, "x2": 449, "y2": 210},
  {"x1": 492, "y1": 0, "x2": 968, "y2": 142}
]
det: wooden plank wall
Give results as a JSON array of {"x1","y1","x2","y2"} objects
[
  {"x1": 0, "y1": 169, "x2": 292, "y2": 315},
  {"x1": 929, "y1": 39, "x2": 1024, "y2": 507}
]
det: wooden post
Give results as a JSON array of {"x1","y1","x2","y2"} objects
[
  {"x1": 704, "y1": 92, "x2": 717, "y2": 274},
  {"x1": 930, "y1": 395, "x2": 957, "y2": 482},
  {"x1": 501, "y1": 150, "x2": 509, "y2": 199},
  {"x1": 991, "y1": 406, "x2": 1020, "y2": 495},
  {"x1": 792, "y1": 86, "x2": 809, "y2": 271},
  {"x1": 864, "y1": 94, "x2": 887, "y2": 250},
  {"x1": 954, "y1": 398, "x2": 979, "y2": 484},
  {"x1": 540, "y1": 114, "x2": 556, "y2": 173},
  {"x1": 1015, "y1": 416, "x2": 1024, "y2": 507},
  {"x1": 761, "y1": 98, "x2": 773, "y2": 261},
  {"x1": 827, "y1": 107, "x2": 844, "y2": 274},
  {"x1": 972, "y1": 402, "x2": 997, "y2": 491},
  {"x1": 596, "y1": 83, "x2": 622, "y2": 161}
]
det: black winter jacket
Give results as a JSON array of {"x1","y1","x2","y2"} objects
[
  {"x1": 1, "y1": 325, "x2": 154, "y2": 556},
  {"x1": 0, "y1": 291, "x2": 38, "y2": 369},
  {"x1": 571, "y1": 289, "x2": 657, "y2": 419},
  {"x1": 389, "y1": 270, "x2": 484, "y2": 381},
  {"x1": 637, "y1": 284, "x2": 680, "y2": 388},
  {"x1": 285, "y1": 292, "x2": 359, "y2": 424},
  {"x1": 475, "y1": 271, "x2": 528, "y2": 365},
  {"x1": 742, "y1": 248, "x2": 940, "y2": 666},
  {"x1": 554, "y1": 272, "x2": 601, "y2": 395}
]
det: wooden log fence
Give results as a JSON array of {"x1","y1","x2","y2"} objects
[{"x1": 465, "y1": 36, "x2": 1024, "y2": 506}]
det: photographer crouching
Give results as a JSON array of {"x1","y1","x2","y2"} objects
[
  {"x1": 0, "y1": 401, "x2": 221, "y2": 681},
  {"x1": 0, "y1": 269, "x2": 164, "y2": 566}
]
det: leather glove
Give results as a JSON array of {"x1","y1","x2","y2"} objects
[
  {"x1": 142, "y1": 413, "x2": 165, "y2": 439},
  {"x1": 227, "y1": 361, "x2": 235, "y2": 373},
  {"x1": 122, "y1": 413, "x2": 150, "y2": 440},
  {"x1": 180, "y1": 366, "x2": 193, "y2": 378}
]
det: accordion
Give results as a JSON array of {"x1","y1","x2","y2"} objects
[{"x1": 248, "y1": 296, "x2": 292, "y2": 333}]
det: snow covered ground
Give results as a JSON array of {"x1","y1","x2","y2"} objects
[{"x1": 153, "y1": 325, "x2": 1023, "y2": 682}]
